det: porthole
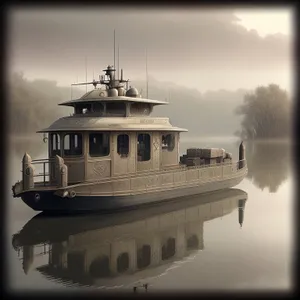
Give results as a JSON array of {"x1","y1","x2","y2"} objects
[{"x1": 34, "y1": 193, "x2": 40, "y2": 202}]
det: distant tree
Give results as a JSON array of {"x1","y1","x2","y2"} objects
[{"x1": 235, "y1": 84, "x2": 291, "y2": 140}]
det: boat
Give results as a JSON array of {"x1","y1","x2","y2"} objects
[
  {"x1": 11, "y1": 62, "x2": 247, "y2": 212},
  {"x1": 12, "y1": 188, "x2": 248, "y2": 289}
]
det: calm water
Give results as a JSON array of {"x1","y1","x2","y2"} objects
[{"x1": 6, "y1": 137, "x2": 294, "y2": 292}]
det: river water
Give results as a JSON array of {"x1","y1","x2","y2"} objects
[{"x1": 6, "y1": 136, "x2": 294, "y2": 293}]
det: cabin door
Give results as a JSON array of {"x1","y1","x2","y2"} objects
[
  {"x1": 136, "y1": 132, "x2": 160, "y2": 172},
  {"x1": 112, "y1": 133, "x2": 135, "y2": 175}
]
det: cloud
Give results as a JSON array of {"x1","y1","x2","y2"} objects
[{"x1": 7, "y1": 8, "x2": 293, "y2": 91}]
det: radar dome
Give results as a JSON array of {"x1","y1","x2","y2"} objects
[
  {"x1": 107, "y1": 88, "x2": 118, "y2": 97},
  {"x1": 126, "y1": 87, "x2": 139, "y2": 97}
]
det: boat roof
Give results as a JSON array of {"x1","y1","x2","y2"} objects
[
  {"x1": 60, "y1": 90, "x2": 168, "y2": 107},
  {"x1": 37, "y1": 116, "x2": 188, "y2": 133}
]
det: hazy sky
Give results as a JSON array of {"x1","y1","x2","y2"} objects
[{"x1": 7, "y1": 7, "x2": 294, "y2": 93}]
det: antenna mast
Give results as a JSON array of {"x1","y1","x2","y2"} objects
[
  {"x1": 146, "y1": 48, "x2": 148, "y2": 99},
  {"x1": 85, "y1": 56, "x2": 87, "y2": 93},
  {"x1": 118, "y1": 44, "x2": 120, "y2": 79},
  {"x1": 114, "y1": 29, "x2": 116, "y2": 71}
]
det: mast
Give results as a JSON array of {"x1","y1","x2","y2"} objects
[
  {"x1": 118, "y1": 44, "x2": 120, "y2": 80},
  {"x1": 146, "y1": 48, "x2": 148, "y2": 99},
  {"x1": 114, "y1": 29, "x2": 116, "y2": 72},
  {"x1": 85, "y1": 56, "x2": 87, "y2": 93}
]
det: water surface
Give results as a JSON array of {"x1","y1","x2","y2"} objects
[{"x1": 7, "y1": 137, "x2": 294, "y2": 292}]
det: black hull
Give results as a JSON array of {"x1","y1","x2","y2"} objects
[{"x1": 21, "y1": 175, "x2": 245, "y2": 213}]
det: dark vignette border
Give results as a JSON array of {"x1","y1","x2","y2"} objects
[{"x1": 0, "y1": 0, "x2": 299, "y2": 299}]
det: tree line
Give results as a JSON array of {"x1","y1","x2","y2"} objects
[{"x1": 235, "y1": 84, "x2": 292, "y2": 140}]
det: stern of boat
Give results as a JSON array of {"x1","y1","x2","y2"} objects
[{"x1": 12, "y1": 152, "x2": 70, "y2": 198}]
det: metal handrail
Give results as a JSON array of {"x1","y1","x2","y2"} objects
[
  {"x1": 31, "y1": 158, "x2": 55, "y2": 164},
  {"x1": 34, "y1": 173, "x2": 50, "y2": 177},
  {"x1": 30, "y1": 159, "x2": 54, "y2": 186}
]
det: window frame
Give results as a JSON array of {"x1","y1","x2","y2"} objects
[
  {"x1": 88, "y1": 132, "x2": 110, "y2": 158},
  {"x1": 62, "y1": 132, "x2": 83, "y2": 157},
  {"x1": 106, "y1": 102, "x2": 126, "y2": 117},
  {"x1": 74, "y1": 103, "x2": 93, "y2": 115},
  {"x1": 92, "y1": 102, "x2": 105, "y2": 115},
  {"x1": 49, "y1": 132, "x2": 61, "y2": 157},
  {"x1": 117, "y1": 134, "x2": 130, "y2": 158},
  {"x1": 162, "y1": 133, "x2": 175, "y2": 152},
  {"x1": 137, "y1": 133, "x2": 151, "y2": 162},
  {"x1": 130, "y1": 103, "x2": 152, "y2": 116}
]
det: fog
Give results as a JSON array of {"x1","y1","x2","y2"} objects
[
  {"x1": 9, "y1": 73, "x2": 247, "y2": 159},
  {"x1": 7, "y1": 7, "x2": 294, "y2": 93},
  {"x1": 7, "y1": 7, "x2": 294, "y2": 159}
]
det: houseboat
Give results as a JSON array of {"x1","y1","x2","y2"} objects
[
  {"x1": 12, "y1": 188, "x2": 248, "y2": 289},
  {"x1": 11, "y1": 64, "x2": 247, "y2": 212}
]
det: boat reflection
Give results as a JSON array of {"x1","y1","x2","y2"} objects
[
  {"x1": 12, "y1": 188, "x2": 247, "y2": 289},
  {"x1": 245, "y1": 141, "x2": 291, "y2": 193}
]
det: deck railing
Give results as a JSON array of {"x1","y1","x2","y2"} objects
[
  {"x1": 30, "y1": 158, "x2": 55, "y2": 186},
  {"x1": 81, "y1": 158, "x2": 247, "y2": 184},
  {"x1": 69, "y1": 159, "x2": 248, "y2": 196},
  {"x1": 18, "y1": 156, "x2": 247, "y2": 194}
]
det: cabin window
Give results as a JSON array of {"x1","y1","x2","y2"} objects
[
  {"x1": 50, "y1": 133, "x2": 61, "y2": 156},
  {"x1": 75, "y1": 106, "x2": 81, "y2": 114},
  {"x1": 162, "y1": 134, "x2": 175, "y2": 152},
  {"x1": 93, "y1": 102, "x2": 104, "y2": 114},
  {"x1": 75, "y1": 104, "x2": 92, "y2": 115},
  {"x1": 63, "y1": 133, "x2": 83, "y2": 156},
  {"x1": 89, "y1": 133, "x2": 110, "y2": 157},
  {"x1": 106, "y1": 102, "x2": 126, "y2": 117},
  {"x1": 130, "y1": 103, "x2": 152, "y2": 116},
  {"x1": 117, "y1": 134, "x2": 129, "y2": 157},
  {"x1": 137, "y1": 133, "x2": 151, "y2": 161}
]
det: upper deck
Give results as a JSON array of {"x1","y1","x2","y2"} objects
[
  {"x1": 38, "y1": 116, "x2": 187, "y2": 133},
  {"x1": 60, "y1": 94, "x2": 168, "y2": 107}
]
